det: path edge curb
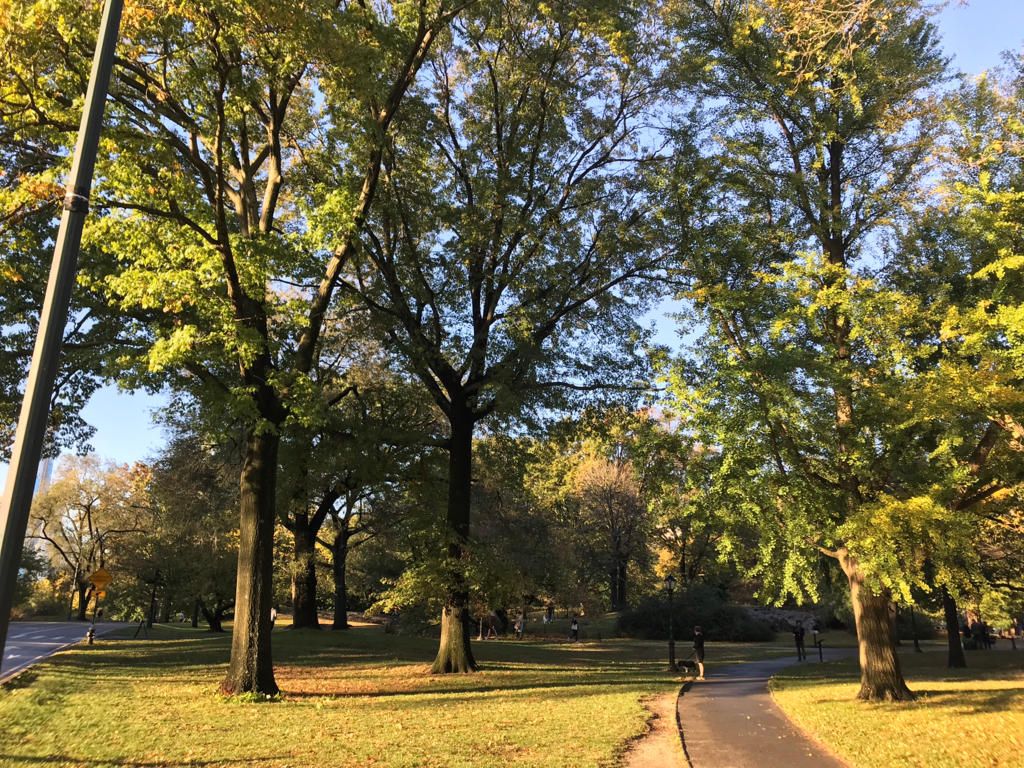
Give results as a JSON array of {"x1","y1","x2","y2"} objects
[{"x1": 675, "y1": 680, "x2": 694, "y2": 767}]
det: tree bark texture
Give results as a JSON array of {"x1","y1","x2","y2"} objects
[
  {"x1": 840, "y1": 551, "x2": 914, "y2": 701},
  {"x1": 221, "y1": 430, "x2": 280, "y2": 695},
  {"x1": 431, "y1": 411, "x2": 478, "y2": 673},
  {"x1": 200, "y1": 600, "x2": 225, "y2": 633},
  {"x1": 432, "y1": 601, "x2": 477, "y2": 673},
  {"x1": 76, "y1": 582, "x2": 89, "y2": 621},
  {"x1": 942, "y1": 586, "x2": 967, "y2": 669},
  {"x1": 610, "y1": 560, "x2": 629, "y2": 610},
  {"x1": 290, "y1": 523, "x2": 320, "y2": 629},
  {"x1": 332, "y1": 529, "x2": 349, "y2": 630}
]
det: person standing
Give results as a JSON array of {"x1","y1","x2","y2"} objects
[
  {"x1": 569, "y1": 615, "x2": 580, "y2": 642},
  {"x1": 794, "y1": 622, "x2": 807, "y2": 661},
  {"x1": 693, "y1": 625, "x2": 705, "y2": 680}
]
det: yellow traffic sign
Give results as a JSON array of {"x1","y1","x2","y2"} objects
[{"x1": 88, "y1": 567, "x2": 112, "y2": 591}]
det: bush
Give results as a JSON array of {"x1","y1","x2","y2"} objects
[
  {"x1": 12, "y1": 578, "x2": 67, "y2": 620},
  {"x1": 894, "y1": 606, "x2": 938, "y2": 642},
  {"x1": 616, "y1": 584, "x2": 774, "y2": 642}
]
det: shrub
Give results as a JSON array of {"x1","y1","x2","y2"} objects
[{"x1": 616, "y1": 584, "x2": 774, "y2": 642}]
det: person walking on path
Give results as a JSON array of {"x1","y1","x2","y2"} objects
[
  {"x1": 693, "y1": 625, "x2": 705, "y2": 680},
  {"x1": 793, "y1": 621, "x2": 807, "y2": 661},
  {"x1": 569, "y1": 615, "x2": 580, "y2": 642}
]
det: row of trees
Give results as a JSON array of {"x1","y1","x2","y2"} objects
[
  {"x1": 19, "y1": 406, "x2": 728, "y2": 636},
  {"x1": 4, "y1": 0, "x2": 1024, "y2": 702}
]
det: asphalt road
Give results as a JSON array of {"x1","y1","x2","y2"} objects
[
  {"x1": 1, "y1": 621, "x2": 125, "y2": 681},
  {"x1": 677, "y1": 650, "x2": 854, "y2": 768}
]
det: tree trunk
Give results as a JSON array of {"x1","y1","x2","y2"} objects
[
  {"x1": 160, "y1": 595, "x2": 172, "y2": 624},
  {"x1": 291, "y1": 522, "x2": 320, "y2": 629},
  {"x1": 941, "y1": 586, "x2": 967, "y2": 669},
  {"x1": 431, "y1": 409, "x2": 477, "y2": 673},
  {"x1": 614, "y1": 560, "x2": 628, "y2": 610},
  {"x1": 221, "y1": 429, "x2": 280, "y2": 695},
  {"x1": 192, "y1": 598, "x2": 200, "y2": 628},
  {"x1": 840, "y1": 551, "x2": 914, "y2": 701},
  {"x1": 433, "y1": 602, "x2": 477, "y2": 673},
  {"x1": 331, "y1": 528, "x2": 350, "y2": 630},
  {"x1": 76, "y1": 582, "x2": 90, "y2": 621},
  {"x1": 200, "y1": 599, "x2": 225, "y2": 633}
]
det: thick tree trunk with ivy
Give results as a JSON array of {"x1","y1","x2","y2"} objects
[
  {"x1": 840, "y1": 551, "x2": 914, "y2": 701},
  {"x1": 941, "y1": 586, "x2": 967, "y2": 669},
  {"x1": 431, "y1": 411, "x2": 477, "y2": 673},
  {"x1": 291, "y1": 523, "x2": 320, "y2": 630},
  {"x1": 221, "y1": 429, "x2": 280, "y2": 695},
  {"x1": 332, "y1": 527, "x2": 350, "y2": 630}
]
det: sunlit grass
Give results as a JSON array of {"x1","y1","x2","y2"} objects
[
  {"x1": 0, "y1": 621, "x2": 705, "y2": 768},
  {"x1": 770, "y1": 649, "x2": 1024, "y2": 768}
]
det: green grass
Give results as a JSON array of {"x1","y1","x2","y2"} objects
[
  {"x1": 0, "y1": 620, "x2": 729, "y2": 768},
  {"x1": 770, "y1": 649, "x2": 1024, "y2": 767}
]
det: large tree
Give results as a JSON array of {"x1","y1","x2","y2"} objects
[
  {"x1": 666, "y1": 0, "x2": 947, "y2": 700},
  {"x1": 900, "y1": 56, "x2": 1024, "y2": 666},
  {"x1": 29, "y1": 456, "x2": 146, "y2": 620},
  {"x1": 0, "y1": 0, "x2": 470, "y2": 693},
  {"x1": 139, "y1": 418, "x2": 241, "y2": 632},
  {"x1": 527, "y1": 409, "x2": 682, "y2": 611},
  {"x1": 0, "y1": 4, "x2": 128, "y2": 458},
  {"x1": 278, "y1": 360, "x2": 437, "y2": 629},
  {"x1": 341, "y1": 0, "x2": 668, "y2": 671}
]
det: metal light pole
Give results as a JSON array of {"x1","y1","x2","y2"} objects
[
  {"x1": 665, "y1": 573, "x2": 678, "y2": 673},
  {"x1": 0, "y1": 0, "x2": 124, "y2": 660}
]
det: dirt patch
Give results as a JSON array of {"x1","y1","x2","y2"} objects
[{"x1": 622, "y1": 689, "x2": 686, "y2": 768}]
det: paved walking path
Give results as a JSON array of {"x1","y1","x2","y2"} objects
[
  {"x1": 677, "y1": 650, "x2": 853, "y2": 768},
  {"x1": 1, "y1": 621, "x2": 126, "y2": 682}
]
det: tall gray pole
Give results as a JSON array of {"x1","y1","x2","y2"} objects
[{"x1": 0, "y1": 0, "x2": 124, "y2": 658}]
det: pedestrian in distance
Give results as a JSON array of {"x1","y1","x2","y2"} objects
[
  {"x1": 569, "y1": 614, "x2": 580, "y2": 642},
  {"x1": 270, "y1": 606, "x2": 277, "y2": 628},
  {"x1": 794, "y1": 621, "x2": 807, "y2": 661},
  {"x1": 693, "y1": 625, "x2": 705, "y2": 680}
]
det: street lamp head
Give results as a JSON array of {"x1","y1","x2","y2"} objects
[{"x1": 664, "y1": 574, "x2": 677, "y2": 592}]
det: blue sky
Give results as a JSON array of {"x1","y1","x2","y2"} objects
[{"x1": 3, "y1": 0, "x2": 1024, "y2": 479}]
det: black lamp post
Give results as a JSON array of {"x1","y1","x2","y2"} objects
[{"x1": 665, "y1": 573, "x2": 678, "y2": 672}]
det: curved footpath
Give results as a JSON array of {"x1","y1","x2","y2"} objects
[{"x1": 676, "y1": 649, "x2": 854, "y2": 768}]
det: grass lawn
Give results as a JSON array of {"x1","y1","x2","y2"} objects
[
  {"x1": 0, "y1": 620, "x2": 789, "y2": 768},
  {"x1": 770, "y1": 647, "x2": 1024, "y2": 767}
]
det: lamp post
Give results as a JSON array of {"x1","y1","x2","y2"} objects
[{"x1": 665, "y1": 573, "x2": 678, "y2": 673}]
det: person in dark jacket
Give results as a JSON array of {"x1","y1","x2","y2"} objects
[
  {"x1": 793, "y1": 622, "x2": 807, "y2": 661},
  {"x1": 693, "y1": 625, "x2": 705, "y2": 680}
]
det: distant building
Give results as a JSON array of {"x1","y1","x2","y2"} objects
[
  {"x1": 23, "y1": 455, "x2": 58, "y2": 554},
  {"x1": 35, "y1": 456, "x2": 55, "y2": 497}
]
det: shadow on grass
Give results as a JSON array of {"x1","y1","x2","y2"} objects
[
  {"x1": 0, "y1": 670, "x2": 40, "y2": 691},
  {"x1": 773, "y1": 650, "x2": 1024, "y2": 716},
  {"x1": 281, "y1": 671, "x2": 671, "y2": 701},
  {"x1": 14, "y1": 624, "x2": 787, "y2": 707},
  {"x1": 909, "y1": 686, "x2": 1024, "y2": 714}
]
